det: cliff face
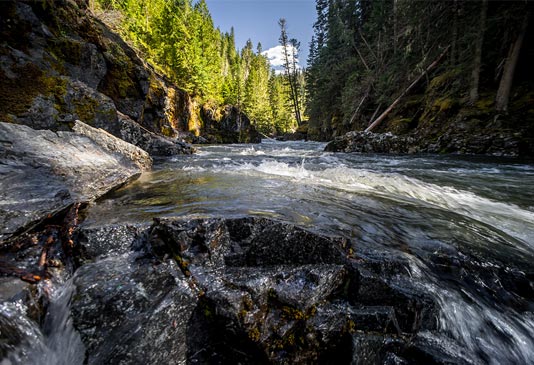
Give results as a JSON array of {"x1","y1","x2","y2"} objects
[{"x1": 0, "y1": 0, "x2": 259, "y2": 151}]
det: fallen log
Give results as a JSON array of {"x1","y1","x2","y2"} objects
[{"x1": 365, "y1": 45, "x2": 451, "y2": 132}]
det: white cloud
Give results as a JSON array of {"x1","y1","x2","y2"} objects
[{"x1": 262, "y1": 45, "x2": 300, "y2": 71}]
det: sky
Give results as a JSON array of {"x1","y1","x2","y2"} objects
[{"x1": 205, "y1": 0, "x2": 317, "y2": 69}]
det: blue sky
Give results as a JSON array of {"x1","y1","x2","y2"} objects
[{"x1": 205, "y1": 0, "x2": 316, "y2": 68}]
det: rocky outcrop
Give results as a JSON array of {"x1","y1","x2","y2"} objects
[
  {"x1": 0, "y1": 0, "x2": 197, "y2": 154},
  {"x1": 324, "y1": 128, "x2": 529, "y2": 156},
  {"x1": 200, "y1": 105, "x2": 262, "y2": 144},
  {"x1": 0, "y1": 0, "x2": 258, "y2": 150},
  {"x1": 0, "y1": 121, "x2": 149, "y2": 242},
  {"x1": 116, "y1": 112, "x2": 195, "y2": 156},
  {"x1": 69, "y1": 217, "x2": 446, "y2": 364},
  {"x1": 3, "y1": 215, "x2": 532, "y2": 363},
  {"x1": 325, "y1": 131, "x2": 419, "y2": 154},
  {"x1": 276, "y1": 122, "x2": 309, "y2": 141}
]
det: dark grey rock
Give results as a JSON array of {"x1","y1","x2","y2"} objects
[
  {"x1": 144, "y1": 217, "x2": 439, "y2": 363},
  {"x1": 325, "y1": 131, "x2": 419, "y2": 154},
  {"x1": 71, "y1": 255, "x2": 197, "y2": 365},
  {"x1": 77, "y1": 223, "x2": 150, "y2": 261},
  {"x1": 117, "y1": 112, "x2": 195, "y2": 156},
  {"x1": 49, "y1": 217, "x2": 459, "y2": 364},
  {"x1": 0, "y1": 121, "x2": 149, "y2": 242}
]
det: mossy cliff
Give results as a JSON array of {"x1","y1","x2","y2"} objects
[{"x1": 0, "y1": 0, "x2": 259, "y2": 149}]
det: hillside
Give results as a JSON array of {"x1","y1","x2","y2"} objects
[
  {"x1": 0, "y1": 0, "x2": 260, "y2": 152},
  {"x1": 307, "y1": 1, "x2": 534, "y2": 157}
]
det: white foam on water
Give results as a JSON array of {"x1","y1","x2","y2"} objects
[{"x1": 210, "y1": 160, "x2": 534, "y2": 246}]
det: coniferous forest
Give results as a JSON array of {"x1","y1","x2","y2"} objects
[
  {"x1": 92, "y1": 0, "x2": 533, "y2": 153},
  {"x1": 92, "y1": 0, "x2": 305, "y2": 135},
  {"x1": 306, "y1": 0, "x2": 533, "y2": 147}
]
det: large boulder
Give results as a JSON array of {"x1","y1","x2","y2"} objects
[
  {"x1": 200, "y1": 105, "x2": 262, "y2": 144},
  {"x1": 0, "y1": 121, "x2": 150, "y2": 242},
  {"x1": 70, "y1": 217, "x2": 444, "y2": 364},
  {"x1": 117, "y1": 112, "x2": 195, "y2": 156}
]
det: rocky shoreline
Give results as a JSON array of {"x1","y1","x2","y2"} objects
[
  {"x1": 2, "y1": 121, "x2": 533, "y2": 363},
  {"x1": 324, "y1": 130, "x2": 530, "y2": 157}
]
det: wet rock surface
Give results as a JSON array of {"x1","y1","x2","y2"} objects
[
  {"x1": 0, "y1": 121, "x2": 148, "y2": 242},
  {"x1": 68, "y1": 217, "x2": 450, "y2": 364},
  {"x1": 2, "y1": 214, "x2": 533, "y2": 364}
]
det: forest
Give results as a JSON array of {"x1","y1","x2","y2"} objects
[{"x1": 306, "y1": 0, "x2": 533, "y2": 141}]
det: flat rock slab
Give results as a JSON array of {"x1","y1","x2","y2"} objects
[{"x1": 0, "y1": 121, "x2": 151, "y2": 242}]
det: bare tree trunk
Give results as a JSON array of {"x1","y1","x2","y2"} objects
[
  {"x1": 348, "y1": 92, "x2": 368, "y2": 126},
  {"x1": 278, "y1": 18, "x2": 302, "y2": 126},
  {"x1": 495, "y1": 12, "x2": 529, "y2": 112},
  {"x1": 469, "y1": 0, "x2": 487, "y2": 104},
  {"x1": 290, "y1": 45, "x2": 303, "y2": 125},
  {"x1": 368, "y1": 103, "x2": 382, "y2": 126},
  {"x1": 365, "y1": 46, "x2": 450, "y2": 132}
]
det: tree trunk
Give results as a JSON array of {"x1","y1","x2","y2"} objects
[
  {"x1": 365, "y1": 46, "x2": 450, "y2": 132},
  {"x1": 495, "y1": 12, "x2": 529, "y2": 112},
  {"x1": 469, "y1": 0, "x2": 487, "y2": 104},
  {"x1": 279, "y1": 19, "x2": 302, "y2": 126}
]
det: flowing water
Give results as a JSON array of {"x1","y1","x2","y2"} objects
[
  {"x1": 85, "y1": 139, "x2": 534, "y2": 364},
  {"x1": 4, "y1": 140, "x2": 534, "y2": 364}
]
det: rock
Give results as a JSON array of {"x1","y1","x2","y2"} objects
[
  {"x1": 146, "y1": 217, "x2": 438, "y2": 363},
  {"x1": 72, "y1": 120, "x2": 152, "y2": 171},
  {"x1": 0, "y1": 121, "x2": 149, "y2": 242},
  {"x1": 325, "y1": 131, "x2": 419, "y2": 154},
  {"x1": 77, "y1": 223, "x2": 150, "y2": 262},
  {"x1": 71, "y1": 255, "x2": 197, "y2": 365},
  {"x1": 276, "y1": 122, "x2": 309, "y2": 141},
  {"x1": 200, "y1": 105, "x2": 262, "y2": 144},
  {"x1": 62, "y1": 216, "x2": 480, "y2": 363},
  {"x1": 117, "y1": 112, "x2": 195, "y2": 156}
]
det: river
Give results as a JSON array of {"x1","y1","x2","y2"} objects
[
  {"x1": 84, "y1": 139, "x2": 534, "y2": 364},
  {"x1": 5, "y1": 140, "x2": 534, "y2": 364}
]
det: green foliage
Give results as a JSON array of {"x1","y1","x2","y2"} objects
[
  {"x1": 306, "y1": 0, "x2": 532, "y2": 139},
  {"x1": 92, "y1": 0, "x2": 301, "y2": 135}
]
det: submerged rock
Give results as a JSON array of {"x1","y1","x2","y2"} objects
[
  {"x1": 70, "y1": 217, "x2": 447, "y2": 364},
  {"x1": 0, "y1": 121, "x2": 150, "y2": 242}
]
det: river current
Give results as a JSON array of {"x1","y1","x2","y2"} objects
[
  {"x1": 84, "y1": 139, "x2": 534, "y2": 364},
  {"x1": 8, "y1": 140, "x2": 532, "y2": 364}
]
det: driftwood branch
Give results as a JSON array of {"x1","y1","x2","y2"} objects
[{"x1": 365, "y1": 45, "x2": 451, "y2": 132}]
